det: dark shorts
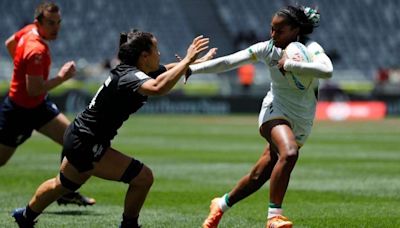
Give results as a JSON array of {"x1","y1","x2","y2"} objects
[
  {"x1": 0, "y1": 96, "x2": 60, "y2": 147},
  {"x1": 62, "y1": 124, "x2": 110, "y2": 173}
]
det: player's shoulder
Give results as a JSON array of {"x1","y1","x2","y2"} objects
[
  {"x1": 21, "y1": 31, "x2": 47, "y2": 53},
  {"x1": 15, "y1": 24, "x2": 36, "y2": 41},
  {"x1": 115, "y1": 64, "x2": 150, "y2": 81},
  {"x1": 249, "y1": 40, "x2": 273, "y2": 51},
  {"x1": 304, "y1": 39, "x2": 325, "y2": 56},
  {"x1": 247, "y1": 39, "x2": 275, "y2": 59}
]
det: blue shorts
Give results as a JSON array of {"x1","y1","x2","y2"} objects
[{"x1": 0, "y1": 96, "x2": 60, "y2": 147}]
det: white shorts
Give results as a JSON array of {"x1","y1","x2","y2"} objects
[{"x1": 258, "y1": 94, "x2": 313, "y2": 146}]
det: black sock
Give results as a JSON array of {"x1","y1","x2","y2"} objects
[
  {"x1": 24, "y1": 205, "x2": 40, "y2": 221},
  {"x1": 120, "y1": 214, "x2": 139, "y2": 228}
]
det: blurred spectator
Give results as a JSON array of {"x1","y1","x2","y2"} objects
[
  {"x1": 237, "y1": 64, "x2": 255, "y2": 92},
  {"x1": 376, "y1": 67, "x2": 389, "y2": 84}
]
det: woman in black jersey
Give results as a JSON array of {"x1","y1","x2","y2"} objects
[{"x1": 11, "y1": 30, "x2": 214, "y2": 228}]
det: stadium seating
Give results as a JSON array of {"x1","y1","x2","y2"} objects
[{"x1": 0, "y1": 0, "x2": 399, "y2": 83}]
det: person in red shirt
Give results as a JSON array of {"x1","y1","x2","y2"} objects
[{"x1": 1, "y1": 2, "x2": 95, "y2": 207}]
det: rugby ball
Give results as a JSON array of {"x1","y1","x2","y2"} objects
[{"x1": 284, "y1": 42, "x2": 313, "y2": 90}]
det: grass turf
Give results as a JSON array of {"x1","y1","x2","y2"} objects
[{"x1": 1, "y1": 115, "x2": 399, "y2": 227}]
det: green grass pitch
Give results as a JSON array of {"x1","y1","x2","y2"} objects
[{"x1": 1, "y1": 115, "x2": 399, "y2": 227}]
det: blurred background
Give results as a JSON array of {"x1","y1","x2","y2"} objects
[{"x1": 0, "y1": 0, "x2": 399, "y2": 119}]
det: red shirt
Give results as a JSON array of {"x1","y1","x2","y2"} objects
[
  {"x1": 14, "y1": 24, "x2": 36, "y2": 43},
  {"x1": 9, "y1": 24, "x2": 51, "y2": 108}
]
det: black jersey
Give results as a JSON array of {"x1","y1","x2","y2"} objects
[{"x1": 73, "y1": 64, "x2": 166, "y2": 141}]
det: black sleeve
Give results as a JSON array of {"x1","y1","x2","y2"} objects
[
  {"x1": 119, "y1": 71, "x2": 151, "y2": 92},
  {"x1": 148, "y1": 65, "x2": 167, "y2": 79}
]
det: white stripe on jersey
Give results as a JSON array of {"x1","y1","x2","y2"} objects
[{"x1": 135, "y1": 71, "x2": 150, "y2": 80}]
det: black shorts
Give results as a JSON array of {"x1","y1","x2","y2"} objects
[
  {"x1": 62, "y1": 124, "x2": 110, "y2": 173},
  {"x1": 0, "y1": 96, "x2": 60, "y2": 147}
]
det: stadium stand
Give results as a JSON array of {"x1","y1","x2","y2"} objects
[{"x1": 0, "y1": 0, "x2": 399, "y2": 94}]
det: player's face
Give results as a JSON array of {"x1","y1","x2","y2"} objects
[
  {"x1": 36, "y1": 11, "x2": 62, "y2": 40},
  {"x1": 146, "y1": 38, "x2": 161, "y2": 71},
  {"x1": 270, "y1": 15, "x2": 299, "y2": 48}
]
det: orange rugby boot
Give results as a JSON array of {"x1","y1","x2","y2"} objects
[
  {"x1": 202, "y1": 198, "x2": 224, "y2": 228},
  {"x1": 266, "y1": 215, "x2": 293, "y2": 228}
]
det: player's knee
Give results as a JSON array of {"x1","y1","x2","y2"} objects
[
  {"x1": 134, "y1": 165, "x2": 154, "y2": 189},
  {"x1": 59, "y1": 172, "x2": 82, "y2": 192},
  {"x1": 120, "y1": 159, "x2": 153, "y2": 188},
  {"x1": 280, "y1": 145, "x2": 298, "y2": 164},
  {"x1": 128, "y1": 165, "x2": 153, "y2": 189}
]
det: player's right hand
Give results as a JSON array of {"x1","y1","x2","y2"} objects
[{"x1": 58, "y1": 61, "x2": 76, "y2": 81}]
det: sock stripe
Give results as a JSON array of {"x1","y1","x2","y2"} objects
[
  {"x1": 268, "y1": 202, "x2": 282, "y2": 209},
  {"x1": 224, "y1": 194, "x2": 232, "y2": 207}
]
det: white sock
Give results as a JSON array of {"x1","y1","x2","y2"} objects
[
  {"x1": 218, "y1": 194, "x2": 231, "y2": 212},
  {"x1": 267, "y1": 207, "x2": 283, "y2": 219}
]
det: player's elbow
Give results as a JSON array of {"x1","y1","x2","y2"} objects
[
  {"x1": 138, "y1": 86, "x2": 168, "y2": 96},
  {"x1": 151, "y1": 87, "x2": 169, "y2": 96},
  {"x1": 322, "y1": 66, "x2": 333, "y2": 79},
  {"x1": 319, "y1": 71, "x2": 332, "y2": 79}
]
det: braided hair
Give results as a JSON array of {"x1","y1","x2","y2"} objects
[
  {"x1": 276, "y1": 5, "x2": 320, "y2": 36},
  {"x1": 118, "y1": 29, "x2": 154, "y2": 66}
]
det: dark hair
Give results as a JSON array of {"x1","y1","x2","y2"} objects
[
  {"x1": 34, "y1": 2, "x2": 60, "y2": 23},
  {"x1": 118, "y1": 29, "x2": 154, "y2": 66},
  {"x1": 276, "y1": 5, "x2": 320, "y2": 36}
]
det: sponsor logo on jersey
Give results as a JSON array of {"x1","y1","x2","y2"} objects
[{"x1": 92, "y1": 144, "x2": 104, "y2": 158}]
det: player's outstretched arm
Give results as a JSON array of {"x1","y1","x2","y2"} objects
[
  {"x1": 164, "y1": 47, "x2": 217, "y2": 71},
  {"x1": 138, "y1": 36, "x2": 209, "y2": 96},
  {"x1": 184, "y1": 46, "x2": 257, "y2": 84}
]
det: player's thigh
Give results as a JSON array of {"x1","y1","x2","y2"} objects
[
  {"x1": 260, "y1": 117, "x2": 297, "y2": 154},
  {"x1": 37, "y1": 113, "x2": 70, "y2": 145},
  {"x1": 0, "y1": 144, "x2": 16, "y2": 166},
  {"x1": 92, "y1": 147, "x2": 148, "y2": 182}
]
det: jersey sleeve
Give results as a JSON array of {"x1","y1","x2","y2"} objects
[
  {"x1": 24, "y1": 46, "x2": 46, "y2": 77},
  {"x1": 120, "y1": 70, "x2": 151, "y2": 92},
  {"x1": 190, "y1": 40, "x2": 273, "y2": 74}
]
